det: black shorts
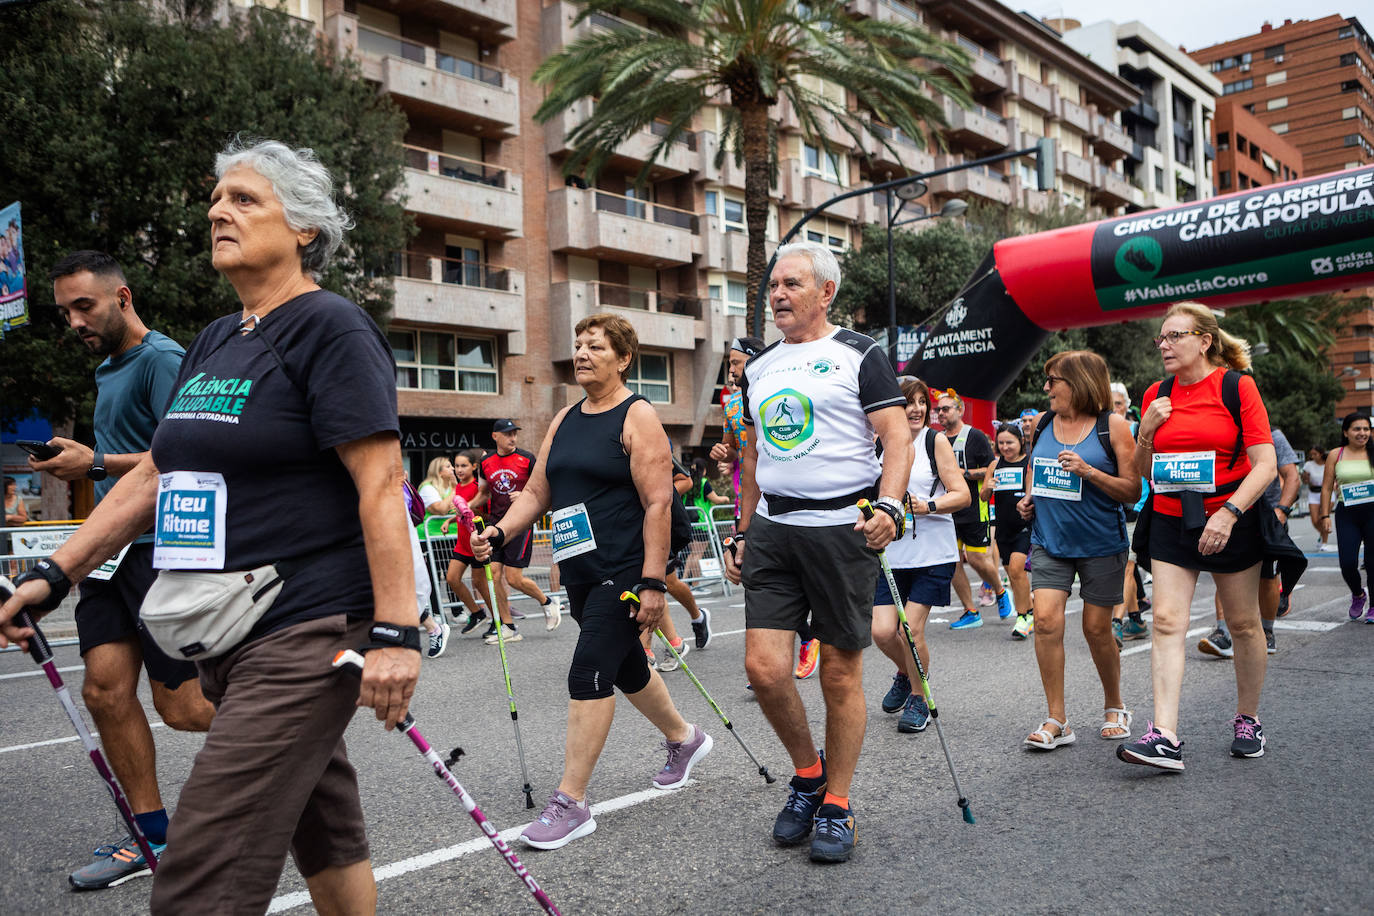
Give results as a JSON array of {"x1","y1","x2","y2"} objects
[
  {"x1": 74, "y1": 543, "x2": 198, "y2": 690},
  {"x1": 563, "y1": 566, "x2": 652, "y2": 700},
  {"x1": 955, "y1": 519, "x2": 990, "y2": 551},
  {"x1": 996, "y1": 527, "x2": 1031, "y2": 558},
  {"x1": 1148, "y1": 507, "x2": 1263, "y2": 575},
  {"x1": 742, "y1": 515, "x2": 878, "y2": 651},
  {"x1": 493, "y1": 526, "x2": 534, "y2": 568},
  {"x1": 667, "y1": 544, "x2": 691, "y2": 578}
]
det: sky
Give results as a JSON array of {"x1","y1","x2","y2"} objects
[{"x1": 1022, "y1": 1, "x2": 1360, "y2": 52}]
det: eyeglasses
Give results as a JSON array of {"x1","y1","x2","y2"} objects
[
  {"x1": 1045, "y1": 375, "x2": 1068, "y2": 385},
  {"x1": 935, "y1": 405, "x2": 956, "y2": 413},
  {"x1": 1152, "y1": 330, "x2": 1207, "y2": 348}
]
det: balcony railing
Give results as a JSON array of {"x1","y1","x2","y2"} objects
[
  {"x1": 878, "y1": 0, "x2": 921, "y2": 24},
  {"x1": 593, "y1": 190, "x2": 699, "y2": 232},
  {"x1": 870, "y1": 121, "x2": 922, "y2": 149},
  {"x1": 357, "y1": 25, "x2": 504, "y2": 87},
  {"x1": 591, "y1": 281, "x2": 704, "y2": 319},
  {"x1": 647, "y1": 118, "x2": 698, "y2": 150},
  {"x1": 393, "y1": 251, "x2": 518, "y2": 292},
  {"x1": 588, "y1": 10, "x2": 646, "y2": 32},
  {"x1": 970, "y1": 103, "x2": 1004, "y2": 123},
  {"x1": 957, "y1": 35, "x2": 1001, "y2": 64},
  {"x1": 402, "y1": 145, "x2": 510, "y2": 189}
]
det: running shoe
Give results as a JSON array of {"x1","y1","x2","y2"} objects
[
  {"x1": 544, "y1": 595, "x2": 563, "y2": 631},
  {"x1": 810, "y1": 803, "x2": 856, "y2": 863},
  {"x1": 949, "y1": 610, "x2": 982, "y2": 630},
  {"x1": 520, "y1": 791, "x2": 596, "y2": 850},
  {"x1": 69, "y1": 836, "x2": 165, "y2": 890},
  {"x1": 794, "y1": 639, "x2": 819, "y2": 679},
  {"x1": 1367, "y1": 604, "x2": 1374, "y2": 625},
  {"x1": 773, "y1": 758, "x2": 826, "y2": 846},
  {"x1": 881, "y1": 671, "x2": 912, "y2": 713},
  {"x1": 995, "y1": 589, "x2": 1014, "y2": 619},
  {"x1": 1012, "y1": 613, "x2": 1033, "y2": 640},
  {"x1": 1353, "y1": 591, "x2": 1370, "y2": 620},
  {"x1": 427, "y1": 619, "x2": 450, "y2": 659},
  {"x1": 460, "y1": 609, "x2": 488, "y2": 635},
  {"x1": 1122, "y1": 616, "x2": 1150, "y2": 640},
  {"x1": 1116, "y1": 723, "x2": 1184, "y2": 771},
  {"x1": 977, "y1": 583, "x2": 995, "y2": 607},
  {"x1": 1137, "y1": 598, "x2": 1152, "y2": 613},
  {"x1": 484, "y1": 624, "x2": 521, "y2": 644},
  {"x1": 659, "y1": 639, "x2": 688, "y2": 672},
  {"x1": 653, "y1": 724, "x2": 713, "y2": 790},
  {"x1": 692, "y1": 607, "x2": 712, "y2": 649},
  {"x1": 1265, "y1": 629, "x2": 1277, "y2": 654},
  {"x1": 1276, "y1": 589, "x2": 1291, "y2": 618},
  {"x1": 645, "y1": 648, "x2": 658, "y2": 671},
  {"x1": 510, "y1": 607, "x2": 529, "y2": 620},
  {"x1": 1112, "y1": 619, "x2": 1124, "y2": 649},
  {"x1": 1320, "y1": 543, "x2": 1338, "y2": 552},
  {"x1": 1229, "y1": 714, "x2": 1265, "y2": 758},
  {"x1": 1198, "y1": 626, "x2": 1234, "y2": 658},
  {"x1": 897, "y1": 694, "x2": 929, "y2": 733}
]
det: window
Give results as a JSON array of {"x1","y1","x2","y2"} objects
[
  {"x1": 704, "y1": 190, "x2": 718, "y2": 215},
  {"x1": 1239, "y1": 173, "x2": 1251, "y2": 189},
  {"x1": 1343, "y1": 80, "x2": 1362, "y2": 92},
  {"x1": 1264, "y1": 43, "x2": 1285, "y2": 58},
  {"x1": 627, "y1": 352, "x2": 671, "y2": 402},
  {"x1": 1341, "y1": 53, "x2": 1358, "y2": 66},
  {"x1": 1218, "y1": 170, "x2": 1231, "y2": 189},
  {"x1": 1154, "y1": 166, "x2": 1164, "y2": 192},
  {"x1": 722, "y1": 196, "x2": 745, "y2": 232},
  {"x1": 802, "y1": 142, "x2": 843, "y2": 184},
  {"x1": 1236, "y1": 135, "x2": 1248, "y2": 154},
  {"x1": 444, "y1": 245, "x2": 482, "y2": 286},
  {"x1": 1210, "y1": 52, "x2": 1252, "y2": 71},
  {"x1": 1217, "y1": 131, "x2": 1230, "y2": 150},
  {"x1": 1339, "y1": 25, "x2": 1355, "y2": 39},
  {"x1": 389, "y1": 329, "x2": 497, "y2": 393},
  {"x1": 1353, "y1": 351, "x2": 1373, "y2": 364},
  {"x1": 1267, "y1": 97, "x2": 1288, "y2": 110},
  {"x1": 1343, "y1": 107, "x2": 1360, "y2": 119},
  {"x1": 1266, "y1": 71, "x2": 1287, "y2": 85},
  {"x1": 1223, "y1": 78, "x2": 1253, "y2": 94},
  {"x1": 1272, "y1": 123, "x2": 1288, "y2": 134}
]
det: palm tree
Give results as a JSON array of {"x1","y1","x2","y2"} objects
[{"x1": 533, "y1": 0, "x2": 974, "y2": 337}]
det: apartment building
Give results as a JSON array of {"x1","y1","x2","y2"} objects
[
  {"x1": 1060, "y1": 19, "x2": 1218, "y2": 209},
  {"x1": 231, "y1": 0, "x2": 1138, "y2": 474},
  {"x1": 1190, "y1": 16, "x2": 1374, "y2": 418},
  {"x1": 1212, "y1": 100, "x2": 1302, "y2": 193}
]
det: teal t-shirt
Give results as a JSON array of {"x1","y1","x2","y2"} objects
[{"x1": 93, "y1": 329, "x2": 185, "y2": 509}]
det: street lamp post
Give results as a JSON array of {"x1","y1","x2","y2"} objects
[{"x1": 886, "y1": 188, "x2": 968, "y2": 369}]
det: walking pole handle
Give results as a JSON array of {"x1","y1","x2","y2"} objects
[{"x1": 472, "y1": 517, "x2": 496, "y2": 567}]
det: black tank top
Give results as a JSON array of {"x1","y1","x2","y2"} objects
[
  {"x1": 545, "y1": 393, "x2": 646, "y2": 585},
  {"x1": 992, "y1": 455, "x2": 1029, "y2": 539}
]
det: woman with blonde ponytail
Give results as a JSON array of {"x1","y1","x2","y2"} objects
[{"x1": 1117, "y1": 302, "x2": 1278, "y2": 772}]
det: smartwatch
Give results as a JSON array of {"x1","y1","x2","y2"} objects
[
  {"x1": 87, "y1": 452, "x2": 108, "y2": 482},
  {"x1": 927, "y1": 500, "x2": 938, "y2": 515},
  {"x1": 367, "y1": 623, "x2": 422, "y2": 652}
]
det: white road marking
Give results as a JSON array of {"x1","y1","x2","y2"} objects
[
  {"x1": 267, "y1": 782, "x2": 697, "y2": 913},
  {"x1": 0, "y1": 722, "x2": 166, "y2": 755},
  {"x1": 1121, "y1": 626, "x2": 1212, "y2": 657},
  {"x1": 1273, "y1": 619, "x2": 1344, "y2": 632},
  {"x1": 0, "y1": 664, "x2": 83, "y2": 681}
]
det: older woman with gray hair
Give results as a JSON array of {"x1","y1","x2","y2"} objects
[{"x1": 0, "y1": 138, "x2": 418, "y2": 913}]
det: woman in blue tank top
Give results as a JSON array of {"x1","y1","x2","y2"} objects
[{"x1": 1016, "y1": 350, "x2": 1140, "y2": 752}]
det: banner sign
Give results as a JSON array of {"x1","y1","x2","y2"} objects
[{"x1": 0, "y1": 201, "x2": 26, "y2": 338}]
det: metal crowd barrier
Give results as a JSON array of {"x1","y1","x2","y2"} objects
[{"x1": 0, "y1": 523, "x2": 86, "y2": 649}]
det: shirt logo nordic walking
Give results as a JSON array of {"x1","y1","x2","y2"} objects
[
  {"x1": 760, "y1": 389, "x2": 814, "y2": 451},
  {"x1": 1114, "y1": 237, "x2": 1163, "y2": 284}
]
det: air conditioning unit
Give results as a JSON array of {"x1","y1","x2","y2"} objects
[
  {"x1": 1273, "y1": 55, "x2": 1285, "y2": 63},
  {"x1": 1239, "y1": 63, "x2": 1251, "y2": 72}
]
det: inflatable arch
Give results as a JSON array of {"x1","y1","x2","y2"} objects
[{"x1": 912, "y1": 164, "x2": 1374, "y2": 430}]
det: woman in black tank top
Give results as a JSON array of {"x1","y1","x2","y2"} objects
[
  {"x1": 472, "y1": 314, "x2": 711, "y2": 850},
  {"x1": 983, "y1": 425, "x2": 1032, "y2": 635}
]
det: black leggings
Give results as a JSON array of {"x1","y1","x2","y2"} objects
[
  {"x1": 1335, "y1": 502, "x2": 1374, "y2": 596},
  {"x1": 564, "y1": 568, "x2": 653, "y2": 701}
]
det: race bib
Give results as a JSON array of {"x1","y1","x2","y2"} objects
[
  {"x1": 1152, "y1": 451, "x2": 1217, "y2": 493},
  {"x1": 993, "y1": 466, "x2": 1024, "y2": 492},
  {"x1": 550, "y1": 503, "x2": 598, "y2": 563},
  {"x1": 1339, "y1": 481, "x2": 1374, "y2": 507},
  {"x1": 1030, "y1": 457, "x2": 1083, "y2": 501},
  {"x1": 86, "y1": 544, "x2": 131, "y2": 582},
  {"x1": 154, "y1": 471, "x2": 228, "y2": 569}
]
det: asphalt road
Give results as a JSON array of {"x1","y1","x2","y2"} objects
[{"x1": 1, "y1": 522, "x2": 1370, "y2": 915}]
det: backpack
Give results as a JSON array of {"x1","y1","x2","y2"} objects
[
  {"x1": 669, "y1": 458, "x2": 694, "y2": 555},
  {"x1": 1031, "y1": 409, "x2": 1118, "y2": 475},
  {"x1": 919, "y1": 427, "x2": 939, "y2": 497},
  {"x1": 401, "y1": 479, "x2": 426, "y2": 527}
]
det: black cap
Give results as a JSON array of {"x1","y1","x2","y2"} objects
[
  {"x1": 492, "y1": 418, "x2": 521, "y2": 433},
  {"x1": 729, "y1": 336, "x2": 765, "y2": 357}
]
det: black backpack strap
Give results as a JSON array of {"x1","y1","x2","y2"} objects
[
  {"x1": 1158, "y1": 376, "x2": 1175, "y2": 398},
  {"x1": 1096, "y1": 410, "x2": 1117, "y2": 476},
  {"x1": 1030, "y1": 410, "x2": 1054, "y2": 455},
  {"x1": 924, "y1": 427, "x2": 939, "y2": 497},
  {"x1": 1222, "y1": 369, "x2": 1244, "y2": 470}
]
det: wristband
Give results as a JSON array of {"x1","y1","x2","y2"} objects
[
  {"x1": 1278, "y1": 505, "x2": 1291, "y2": 519},
  {"x1": 366, "y1": 623, "x2": 422, "y2": 652},
  {"x1": 1222, "y1": 501, "x2": 1243, "y2": 520},
  {"x1": 638, "y1": 577, "x2": 667, "y2": 593},
  {"x1": 13, "y1": 558, "x2": 72, "y2": 612},
  {"x1": 487, "y1": 526, "x2": 506, "y2": 550},
  {"x1": 874, "y1": 497, "x2": 905, "y2": 538}
]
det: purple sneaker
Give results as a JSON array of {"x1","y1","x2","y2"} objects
[
  {"x1": 652, "y1": 724, "x2": 713, "y2": 790},
  {"x1": 1350, "y1": 591, "x2": 1368, "y2": 621},
  {"x1": 519, "y1": 791, "x2": 596, "y2": 850}
]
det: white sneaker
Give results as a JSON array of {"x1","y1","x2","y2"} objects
[
  {"x1": 1320, "y1": 543, "x2": 1338, "y2": 552},
  {"x1": 484, "y1": 624, "x2": 522, "y2": 645},
  {"x1": 658, "y1": 639, "x2": 688, "y2": 672},
  {"x1": 427, "y1": 620, "x2": 450, "y2": 659},
  {"x1": 544, "y1": 594, "x2": 563, "y2": 631}
]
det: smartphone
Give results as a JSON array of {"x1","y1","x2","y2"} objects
[{"x1": 16, "y1": 439, "x2": 61, "y2": 461}]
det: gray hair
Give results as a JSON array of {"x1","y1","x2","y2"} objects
[
  {"x1": 1109, "y1": 381, "x2": 1130, "y2": 405},
  {"x1": 773, "y1": 240, "x2": 842, "y2": 299},
  {"x1": 214, "y1": 138, "x2": 353, "y2": 279}
]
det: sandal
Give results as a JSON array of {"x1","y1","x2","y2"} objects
[
  {"x1": 1099, "y1": 707, "x2": 1132, "y2": 740},
  {"x1": 1024, "y1": 717, "x2": 1075, "y2": 751}
]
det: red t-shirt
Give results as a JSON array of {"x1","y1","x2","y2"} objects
[
  {"x1": 451, "y1": 479, "x2": 481, "y2": 557},
  {"x1": 479, "y1": 448, "x2": 536, "y2": 522},
  {"x1": 1141, "y1": 367, "x2": 1271, "y2": 517}
]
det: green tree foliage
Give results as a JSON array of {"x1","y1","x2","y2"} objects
[
  {"x1": 834, "y1": 220, "x2": 983, "y2": 331},
  {"x1": 0, "y1": 0, "x2": 410, "y2": 432},
  {"x1": 1251, "y1": 351, "x2": 1346, "y2": 452},
  {"x1": 532, "y1": 0, "x2": 973, "y2": 336}
]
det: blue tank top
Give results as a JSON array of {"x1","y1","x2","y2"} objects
[{"x1": 1030, "y1": 415, "x2": 1128, "y2": 558}]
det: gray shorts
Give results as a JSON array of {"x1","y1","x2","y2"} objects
[
  {"x1": 1030, "y1": 545, "x2": 1127, "y2": 607},
  {"x1": 741, "y1": 514, "x2": 879, "y2": 651}
]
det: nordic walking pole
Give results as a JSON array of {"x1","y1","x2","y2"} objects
[
  {"x1": 473, "y1": 517, "x2": 536, "y2": 809},
  {"x1": 332, "y1": 651, "x2": 560, "y2": 916},
  {"x1": 0, "y1": 576, "x2": 160, "y2": 865},
  {"x1": 857, "y1": 501, "x2": 976, "y2": 824},
  {"x1": 619, "y1": 587, "x2": 776, "y2": 784}
]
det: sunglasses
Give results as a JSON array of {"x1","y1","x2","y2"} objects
[
  {"x1": 1045, "y1": 374, "x2": 1068, "y2": 385},
  {"x1": 1152, "y1": 329, "x2": 1207, "y2": 348}
]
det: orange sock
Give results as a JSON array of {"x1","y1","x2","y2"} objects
[
  {"x1": 669, "y1": 638, "x2": 683, "y2": 649},
  {"x1": 795, "y1": 757, "x2": 823, "y2": 780},
  {"x1": 823, "y1": 792, "x2": 849, "y2": 810}
]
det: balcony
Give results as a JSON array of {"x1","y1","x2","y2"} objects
[
  {"x1": 401, "y1": 146, "x2": 522, "y2": 237},
  {"x1": 1009, "y1": 72, "x2": 1053, "y2": 113},
  {"x1": 545, "y1": 98, "x2": 697, "y2": 177},
  {"x1": 699, "y1": 221, "x2": 753, "y2": 272},
  {"x1": 346, "y1": 20, "x2": 520, "y2": 135},
  {"x1": 544, "y1": 1, "x2": 653, "y2": 50},
  {"x1": 696, "y1": 131, "x2": 749, "y2": 188},
  {"x1": 779, "y1": 160, "x2": 858, "y2": 220},
  {"x1": 1204, "y1": 140, "x2": 1217, "y2": 161},
  {"x1": 427, "y1": 0, "x2": 517, "y2": 42},
  {"x1": 951, "y1": 34, "x2": 1008, "y2": 92},
  {"x1": 944, "y1": 102, "x2": 1010, "y2": 150},
  {"x1": 1091, "y1": 115, "x2": 1134, "y2": 159},
  {"x1": 1061, "y1": 150, "x2": 1095, "y2": 186},
  {"x1": 390, "y1": 252, "x2": 525, "y2": 340},
  {"x1": 927, "y1": 165, "x2": 1012, "y2": 205},
  {"x1": 549, "y1": 281, "x2": 702, "y2": 355},
  {"x1": 1057, "y1": 96, "x2": 1092, "y2": 133},
  {"x1": 1126, "y1": 100, "x2": 1160, "y2": 125},
  {"x1": 777, "y1": 97, "x2": 858, "y2": 150},
  {"x1": 849, "y1": 0, "x2": 924, "y2": 26},
  {"x1": 860, "y1": 122, "x2": 936, "y2": 177},
  {"x1": 1094, "y1": 166, "x2": 1142, "y2": 208},
  {"x1": 548, "y1": 187, "x2": 697, "y2": 266}
]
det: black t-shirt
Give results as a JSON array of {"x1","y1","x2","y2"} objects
[
  {"x1": 150, "y1": 290, "x2": 399, "y2": 640},
  {"x1": 947, "y1": 425, "x2": 993, "y2": 527}
]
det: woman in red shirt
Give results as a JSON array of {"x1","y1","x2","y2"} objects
[{"x1": 1118, "y1": 302, "x2": 1277, "y2": 772}]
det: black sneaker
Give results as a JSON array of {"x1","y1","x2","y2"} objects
[
  {"x1": 880, "y1": 671, "x2": 912, "y2": 713},
  {"x1": 1197, "y1": 626, "x2": 1234, "y2": 658},
  {"x1": 1276, "y1": 589, "x2": 1291, "y2": 618},
  {"x1": 460, "y1": 609, "x2": 488, "y2": 635},
  {"x1": 1230, "y1": 714, "x2": 1266, "y2": 758},
  {"x1": 1116, "y1": 723, "x2": 1184, "y2": 771},
  {"x1": 480, "y1": 622, "x2": 497, "y2": 640},
  {"x1": 1265, "y1": 629, "x2": 1276, "y2": 655},
  {"x1": 809, "y1": 803, "x2": 856, "y2": 863},
  {"x1": 772, "y1": 756, "x2": 826, "y2": 846},
  {"x1": 692, "y1": 607, "x2": 712, "y2": 649}
]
